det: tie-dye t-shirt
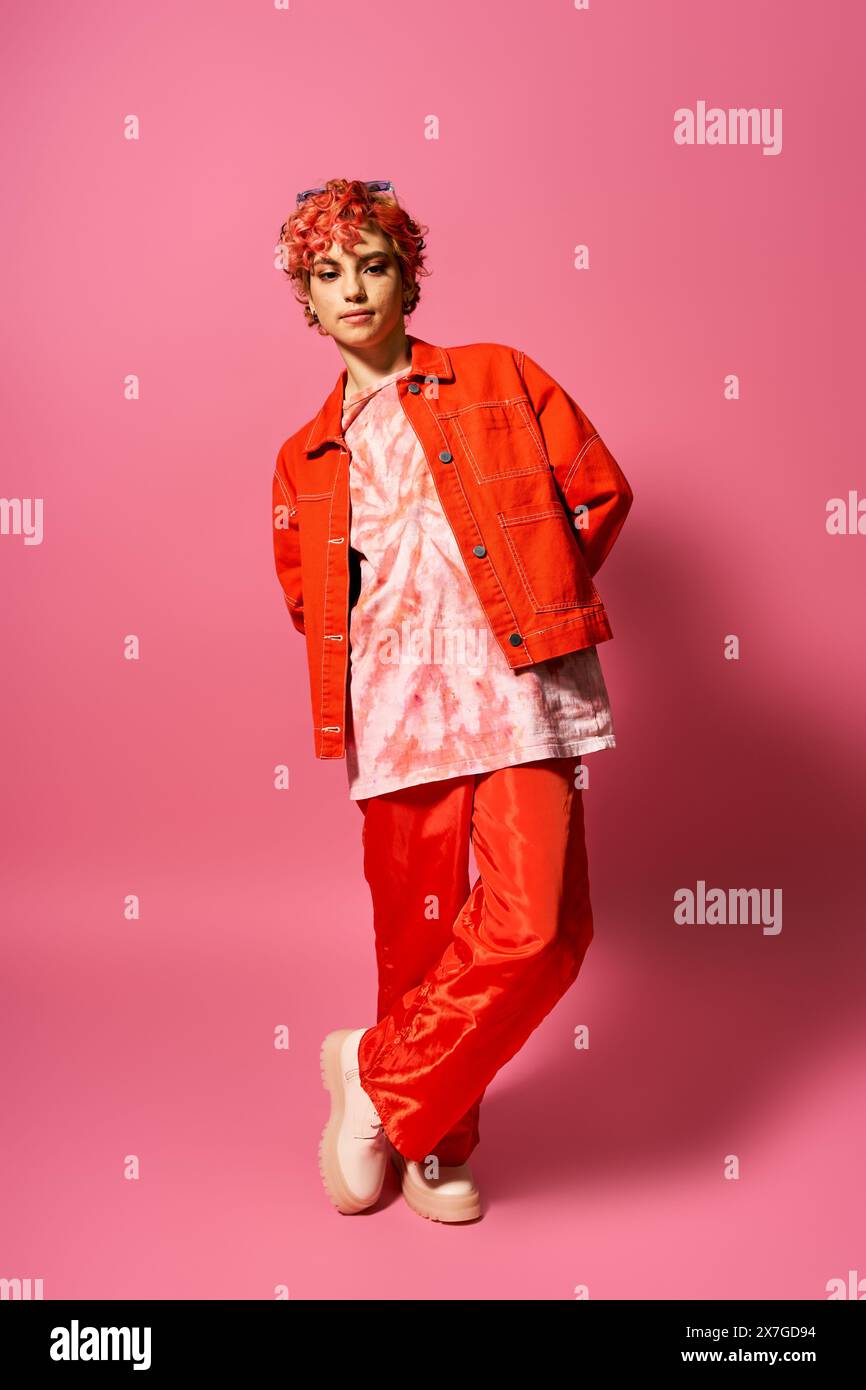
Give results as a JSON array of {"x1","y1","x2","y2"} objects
[{"x1": 341, "y1": 364, "x2": 617, "y2": 800}]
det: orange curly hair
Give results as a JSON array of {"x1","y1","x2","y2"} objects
[{"x1": 277, "y1": 178, "x2": 431, "y2": 332}]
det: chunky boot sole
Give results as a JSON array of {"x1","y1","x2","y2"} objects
[
  {"x1": 389, "y1": 1147, "x2": 482, "y2": 1223},
  {"x1": 318, "y1": 1029, "x2": 386, "y2": 1215}
]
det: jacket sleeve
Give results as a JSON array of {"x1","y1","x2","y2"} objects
[
  {"x1": 516, "y1": 349, "x2": 634, "y2": 578},
  {"x1": 272, "y1": 443, "x2": 305, "y2": 635}
]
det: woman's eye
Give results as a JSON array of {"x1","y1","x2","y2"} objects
[{"x1": 317, "y1": 263, "x2": 385, "y2": 281}]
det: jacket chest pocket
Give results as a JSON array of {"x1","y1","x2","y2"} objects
[
  {"x1": 296, "y1": 457, "x2": 345, "y2": 562},
  {"x1": 450, "y1": 399, "x2": 550, "y2": 482},
  {"x1": 497, "y1": 505, "x2": 600, "y2": 611},
  {"x1": 295, "y1": 489, "x2": 337, "y2": 550},
  {"x1": 295, "y1": 453, "x2": 343, "y2": 537},
  {"x1": 296, "y1": 451, "x2": 341, "y2": 501}
]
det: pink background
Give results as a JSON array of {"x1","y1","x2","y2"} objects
[{"x1": 3, "y1": 0, "x2": 864, "y2": 1300}]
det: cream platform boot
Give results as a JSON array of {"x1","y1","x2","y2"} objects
[{"x1": 318, "y1": 1028, "x2": 389, "y2": 1214}]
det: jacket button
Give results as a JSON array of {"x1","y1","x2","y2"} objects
[
  {"x1": 407, "y1": 382, "x2": 420, "y2": 394},
  {"x1": 472, "y1": 544, "x2": 486, "y2": 557},
  {"x1": 508, "y1": 632, "x2": 523, "y2": 646},
  {"x1": 439, "y1": 450, "x2": 453, "y2": 463}
]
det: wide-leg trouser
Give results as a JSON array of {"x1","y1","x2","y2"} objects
[{"x1": 355, "y1": 754, "x2": 594, "y2": 1166}]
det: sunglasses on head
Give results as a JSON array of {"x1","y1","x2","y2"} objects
[{"x1": 295, "y1": 179, "x2": 396, "y2": 208}]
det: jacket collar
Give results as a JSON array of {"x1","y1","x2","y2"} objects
[{"x1": 301, "y1": 335, "x2": 453, "y2": 455}]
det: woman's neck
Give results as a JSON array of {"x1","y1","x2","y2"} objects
[{"x1": 339, "y1": 325, "x2": 413, "y2": 399}]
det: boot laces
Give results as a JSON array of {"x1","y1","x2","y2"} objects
[{"x1": 345, "y1": 1064, "x2": 384, "y2": 1138}]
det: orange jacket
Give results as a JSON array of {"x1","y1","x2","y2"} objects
[{"x1": 272, "y1": 335, "x2": 633, "y2": 760}]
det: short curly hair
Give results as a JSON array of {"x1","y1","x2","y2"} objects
[{"x1": 277, "y1": 178, "x2": 431, "y2": 332}]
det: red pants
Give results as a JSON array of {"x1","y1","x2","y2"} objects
[{"x1": 355, "y1": 755, "x2": 595, "y2": 1165}]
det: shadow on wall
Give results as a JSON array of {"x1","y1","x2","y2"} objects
[{"x1": 483, "y1": 517, "x2": 866, "y2": 1194}]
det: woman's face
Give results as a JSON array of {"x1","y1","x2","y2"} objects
[{"x1": 306, "y1": 223, "x2": 404, "y2": 346}]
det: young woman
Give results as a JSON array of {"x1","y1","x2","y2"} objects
[{"x1": 273, "y1": 178, "x2": 633, "y2": 1223}]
